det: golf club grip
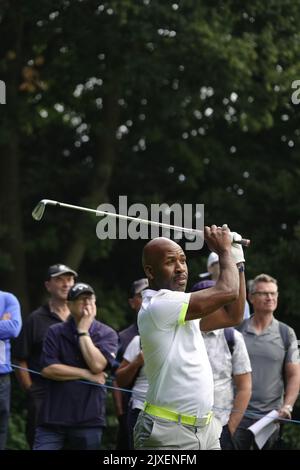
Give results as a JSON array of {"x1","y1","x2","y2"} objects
[{"x1": 236, "y1": 238, "x2": 250, "y2": 247}]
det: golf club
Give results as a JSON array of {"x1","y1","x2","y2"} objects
[{"x1": 32, "y1": 199, "x2": 251, "y2": 247}]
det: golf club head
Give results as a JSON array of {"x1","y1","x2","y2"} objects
[{"x1": 32, "y1": 199, "x2": 57, "y2": 221}]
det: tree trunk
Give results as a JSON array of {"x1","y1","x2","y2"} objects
[
  {"x1": 0, "y1": 138, "x2": 29, "y2": 313},
  {"x1": 65, "y1": 84, "x2": 120, "y2": 269}
]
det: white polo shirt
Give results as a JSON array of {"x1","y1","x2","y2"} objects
[
  {"x1": 202, "y1": 329, "x2": 252, "y2": 425},
  {"x1": 138, "y1": 289, "x2": 214, "y2": 418},
  {"x1": 123, "y1": 335, "x2": 148, "y2": 411}
]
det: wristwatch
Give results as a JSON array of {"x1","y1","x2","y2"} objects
[
  {"x1": 284, "y1": 404, "x2": 293, "y2": 413},
  {"x1": 77, "y1": 331, "x2": 90, "y2": 337}
]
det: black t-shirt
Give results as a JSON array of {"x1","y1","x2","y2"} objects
[{"x1": 13, "y1": 304, "x2": 66, "y2": 382}]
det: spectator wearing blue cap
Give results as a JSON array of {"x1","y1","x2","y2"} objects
[
  {"x1": 13, "y1": 263, "x2": 77, "y2": 448},
  {"x1": 33, "y1": 282, "x2": 118, "y2": 450}
]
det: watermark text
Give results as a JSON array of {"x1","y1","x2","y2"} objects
[
  {"x1": 0, "y1": 80, "x2": 6, "y2": 104},
  {"x1": 95, "y1": 196, "x2": 204, "y2": 250},
  {"x1": 291, "y1": 80, "x2": 300, "y2": 105}
]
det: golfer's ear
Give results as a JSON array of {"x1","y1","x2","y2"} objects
[{"x1": 144, "y1": 265, "x2": 154, "y2": 281}]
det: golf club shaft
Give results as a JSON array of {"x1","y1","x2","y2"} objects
[{"x1": 32, "y1": 199, "x2": 251, "y2": 246}]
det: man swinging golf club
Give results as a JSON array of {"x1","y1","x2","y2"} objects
[{"x1": 134, "y1": 224, "x2": 246, "y2": 450}]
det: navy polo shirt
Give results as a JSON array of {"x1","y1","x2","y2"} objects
[{"x1": 39, "y1": 317, "x2": 118, "y2": 427}]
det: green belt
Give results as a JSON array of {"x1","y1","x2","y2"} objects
[{"x1": 144, "y1": 402, "x2": 213, "y2": 427}]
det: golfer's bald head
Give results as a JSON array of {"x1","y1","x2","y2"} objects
[
  {"x1": 142, "y1": 237, "x2": 183, "y2": 269},
  {"x1": 142, "y1": 237, "x2": 188, "y2": 291}
]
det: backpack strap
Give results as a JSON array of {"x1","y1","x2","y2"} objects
[
  {"x1": 278, "y1": 321, "x2": 290, "y2": 360},
  {"x1": 224, "y1": 327, "x2": 235, "y2": 355},
  {"x1": 278, "y1": 322, "x2": 291, "y2": 394}
]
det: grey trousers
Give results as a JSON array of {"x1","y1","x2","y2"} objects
[{"x1": 134, "y1": 411, "x2": 222, "y2": 450}]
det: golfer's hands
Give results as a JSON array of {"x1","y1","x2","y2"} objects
[
  {"x1": 77, "y1": 303, "x2": 96, "y2": 332},
  {"x1": 230, "y1": 232, "x2": 245, "y2": 264},
  {"x1": 204, "y1": 224, "x2": 232, "y2": 254}
]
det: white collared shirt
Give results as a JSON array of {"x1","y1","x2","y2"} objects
[
  {"x1": 123, "y1": 335, "x2": 148, "y2": 410},
  {"x1": 202, "y1": 328, "x2": 252, "y2": 425}
]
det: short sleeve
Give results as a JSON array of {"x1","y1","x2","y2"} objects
[
  {"x1": 41, "y1": 326, "x2": 61, "y2": 368},
  {"x1": 123, "y1": 335, "x2": 141, "y2": 362},
  {"x1": 232, "y1": 330, "x2": 252, "y2": 375},
  {"x1": 286, "y1": 327, "x2": 300, "y2": 364},
  {"x1": 93, "y1": 326, "x2": 118, "y2": 369}
]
